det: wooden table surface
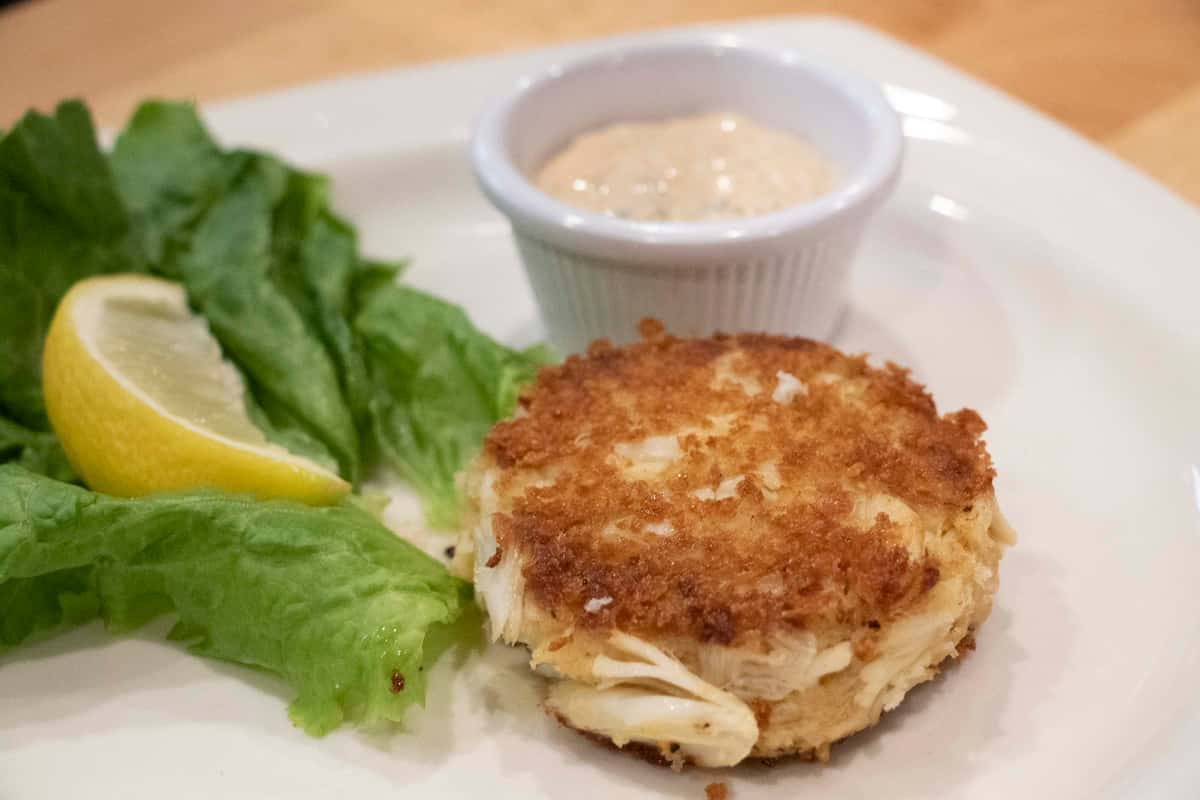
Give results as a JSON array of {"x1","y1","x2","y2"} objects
[{"x1": 2, "y1": 0, "x2": 1199, "y2": 204}]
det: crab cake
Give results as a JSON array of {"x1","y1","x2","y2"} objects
[{"x1": 452, "y1": 322, "x2": 1014, "y2": 768}]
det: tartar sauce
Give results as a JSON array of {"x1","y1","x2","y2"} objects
[{"x1": 535, "y1": 112, "x2": 835, "y2": 222}]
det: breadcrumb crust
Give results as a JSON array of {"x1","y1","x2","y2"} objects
[{"x1": 482, "y1": 324, "x2": 995, "y2": 645}]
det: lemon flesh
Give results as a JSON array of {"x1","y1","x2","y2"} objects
[{"x1": 42, "y1": 275, "x2": 349, "y2": 504}]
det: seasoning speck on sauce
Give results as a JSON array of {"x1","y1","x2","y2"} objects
[{"x1": 535, "y1": 112, "x2": 835, "y2": 222}]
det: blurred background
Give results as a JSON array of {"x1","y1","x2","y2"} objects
[{"x1": 1, "y1": 0, "x2": 1198, "y2": 199}]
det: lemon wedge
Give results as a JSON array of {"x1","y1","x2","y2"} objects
[{"x1": 42, "y1": 275, "x2": 350, "y2": 504}]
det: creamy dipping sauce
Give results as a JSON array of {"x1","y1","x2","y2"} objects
[{"x1": 535, "y1": 112, "x2": 836, "y2": 222}]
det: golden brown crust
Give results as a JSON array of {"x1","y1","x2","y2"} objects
[
  {"x1": 705, "y1": 782, "x2": 729, "y2": 800},
  {"x1": 483, "y1": 326, "x2": 995, "y2": 645}
]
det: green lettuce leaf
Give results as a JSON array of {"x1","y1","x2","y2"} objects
[
  {"x1": 108, "y1": 104, "x2": 346, "y2": 469},
  {"x1": 268, "y1": 168, "x2": 403, "y2": 434},
  {"x1": 110, "y1": 100, "x2": 245, "y2": 271},
  {"x1": 0, "y1": 416, "x2": 76, "y2": 482},
  {"x1": 0, "y1": 101, "x2": 146, "y2": 428},
  {"x1": 175, "y1": 160, "x2": 361, "y2": 480},
  {"x1": 109, "y1": 102, "x2": 411, "y2": 485},
  {"x1": 355, "y1": 285, "x2": 554, "y2": 528},
  {"x1": 0, "y1": 566, "x2": 98, "y2": 652},
  {"x1": 0, "y1": 464, "x2": 469, "y2": 733}
]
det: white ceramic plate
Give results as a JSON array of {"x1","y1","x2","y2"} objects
[{"x1": 3, "y1": 16, "x2": 1199, "y2": 800}]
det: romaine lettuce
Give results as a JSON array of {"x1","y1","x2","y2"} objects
[
  {"x1": 355, "y1": 285, "x2": 552, "y2": 528},
  {"x1": 0, "y1": 101, "x2": 146, "y2": 430},
  {"x1": 0, "y1": 464, "x2": 469, "y2": 734}
]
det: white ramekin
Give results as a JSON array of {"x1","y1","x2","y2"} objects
[{"x1": 471, "y1": 37, "x2": 903, "y2": 353}]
